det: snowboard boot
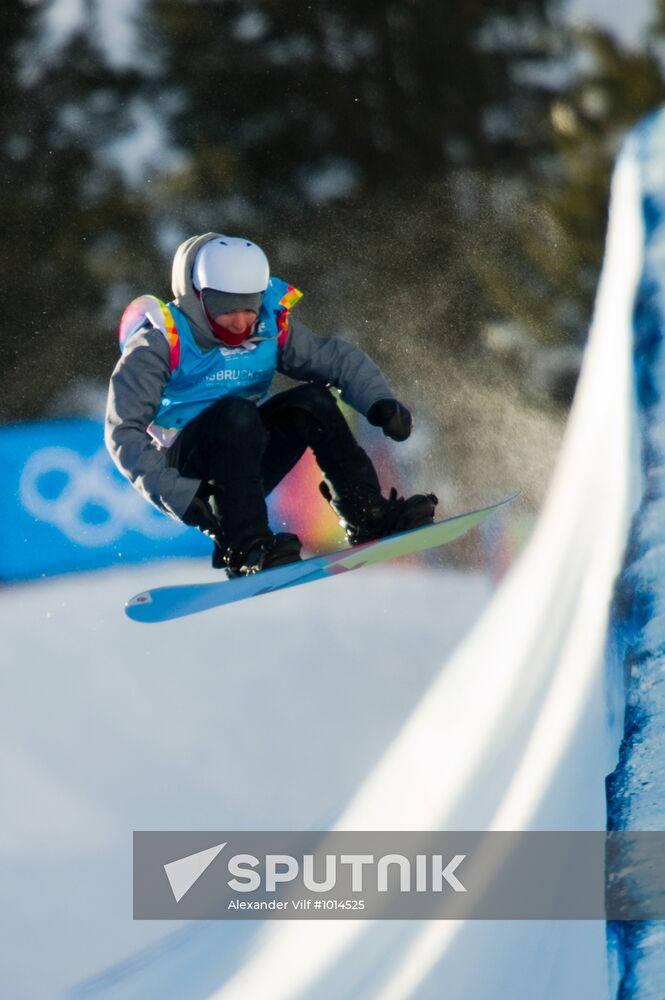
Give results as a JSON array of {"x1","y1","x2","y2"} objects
[
  {"x1": 184, "y1": 479, "x2": 300, "y2": 575},
  {"x1": 224, "y1": 532, "x2": 303, "y2": 578},
  {"x1": 320, "y1": 481, "x2": 438, "y2": 546}
]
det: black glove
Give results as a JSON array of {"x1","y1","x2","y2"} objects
[{"x1": 367, "y1": 398, "x2": 413, "y2": 442}]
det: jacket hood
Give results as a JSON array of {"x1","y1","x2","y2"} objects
[{"x1": 171, "y1": 232, "x2": 225, "y2": 350}]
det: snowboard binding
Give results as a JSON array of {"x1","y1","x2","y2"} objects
[
  {"x1": 319, "y1": 481, "x2": 438, "y2": 546},
  {"x1": 223, "y1": 532, "x2": 303, "y2": 578}
]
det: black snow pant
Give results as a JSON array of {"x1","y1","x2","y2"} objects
[{"x1": 168, "y1": 384, "x2": 381, "y2": 547}]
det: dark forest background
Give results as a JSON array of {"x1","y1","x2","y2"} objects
[{"x1": 2, "y1": 0, "x2": 664, "y2": 504}]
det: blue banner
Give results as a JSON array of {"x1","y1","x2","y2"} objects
[{"x1": 0, "y1": 419, "x2": 208, "y2": 581}]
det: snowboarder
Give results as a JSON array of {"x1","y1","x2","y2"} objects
[{"x1": 105, "y1": 233, "x2": 437, "y2": 576}]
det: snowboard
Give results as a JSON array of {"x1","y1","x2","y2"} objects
[{"x1": 125, "y1": 494, "x2": 517, "y2": 624}]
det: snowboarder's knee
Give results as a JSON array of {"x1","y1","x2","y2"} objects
[
  {"x1": 202, "y1": 396, "x2": 265, "y2": 444},
  {"x1": 210, "y1": 395, "x2": 260, "y2": 425},
  {"x1": 285, "y1": 384, "x2": 342, "y2": 424}
]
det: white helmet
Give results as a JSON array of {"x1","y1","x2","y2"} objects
[{"x1": 192, "y1": 236, "x2": 270, "y2": 294}]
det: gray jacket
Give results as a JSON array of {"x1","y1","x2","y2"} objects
[{"x1": 105, "y1": 232, "x2": 395, "y2": 519}]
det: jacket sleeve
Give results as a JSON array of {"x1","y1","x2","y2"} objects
[
  {"x1": 104, "y1": 327, "x2": 200, "y2": 519},
  {"x1": 277, "y1": 316, "x2": 395, "y2": 416}
]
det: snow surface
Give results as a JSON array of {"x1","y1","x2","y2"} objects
[{"x1": 0, "y1": 559, "x2": 491, "y2": 1000}]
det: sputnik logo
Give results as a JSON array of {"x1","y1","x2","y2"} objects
[{"x1": 164, "y1": 843, "x2": 227, "y2": 902}]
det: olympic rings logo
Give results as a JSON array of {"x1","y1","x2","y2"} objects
[{"x1": 20, "y1": 446, "x2": 184, "y2": 547}]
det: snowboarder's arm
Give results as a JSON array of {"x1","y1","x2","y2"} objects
[
  {"x1": 105, "y1": 327, "x2": 199, "y2": 519},
  {"x1": 278, "y1": 316, "x2": 396, "y2": 416}
]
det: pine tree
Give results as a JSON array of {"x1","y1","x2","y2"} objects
[
  {"x1": 149, "y1": 0, "x2": 557, "y2": 209},
  {"x1": 0, "y1": 6, "x2": 157, "y2": 421},
  {"x1": 472, "y1": 22, "x2": 665, "y2": 355}
]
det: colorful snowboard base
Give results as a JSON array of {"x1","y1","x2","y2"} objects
[{"x1": 125, "y1": 494, "x2": 518, "y2": 624}]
